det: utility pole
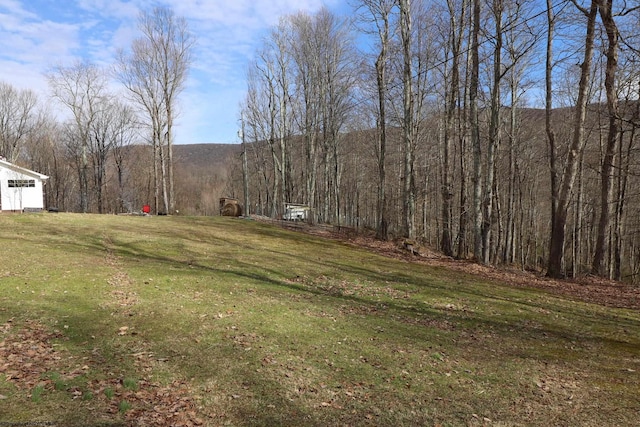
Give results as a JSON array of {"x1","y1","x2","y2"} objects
[{"x1": 240, "y1": 112, "x2": 250, "y2": 217}]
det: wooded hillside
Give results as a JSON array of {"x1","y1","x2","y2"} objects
[
  {"x1": 227, "y1": 101, "x2": 640, "y2": 284},
  {"x1": 229, "y1": 1, "x2": 640, "y2": 283}
]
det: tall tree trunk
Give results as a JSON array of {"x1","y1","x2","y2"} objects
[
  {"x1": 400, "y1": 0, "x2": 415, "y2": 239},
  {"x1": 481, "y1": 0, "x2": 503, "y2": 264},
  {"x1": 374, "y1": 7, "x2": 390, "y2": 241},
  {"x1": 547, "y1": 0, "x2": 597, "y2": 278},
  {"x1": 81, "y1": 144, "x2": 88, "y2": 213},
  {"x1": 613, "y1": 128, "x2": 627, "y2": 280},
  {"x1": 152, "y1": 133, "x2": 160, "y2": 214},
  {"x1": 546, "y1": 0, "x2": 558, "y2": 264},
  {"x1": 592, "y1": 0, "x2": 620, "y2": 277},
  {"x1": 160, "y1": 143, "x2": 169, "y2": 214},
  {"x1": 458, "y1": 0, "x2": 472, "y2": 259},
  {"x1": 442, "y1": 0, "x2": 466, "y2": 257},
  {"x1": 167, "y1": 121, "x2": 175, "y2": 214},
  {"x1": 504, "y1": 96, "x2": 516, "y2": 264},
  {"x1": 333, "y1": 141, "x2": 342, "y2": 226},
  {"x1": 279, "y1": 92, "x2": 288, "y2": 211},
  {"x1": 572, "y1": 152, "x2": 585, "y2": 277},
  {"x1": 241, "y1": 113, "x2": 250, "y2": 216},
  {"x1": 470, "y1": 0, "x2": 482, "y2": 260}
]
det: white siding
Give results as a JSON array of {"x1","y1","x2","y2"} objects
[{"x1": 0, "y1": 162, "x2": 47, "y2": 211}]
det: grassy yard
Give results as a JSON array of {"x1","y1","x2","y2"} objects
[{"x1": 0, "y1": 213, "x2": 638, "y2": 426}]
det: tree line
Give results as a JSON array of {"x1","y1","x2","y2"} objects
[
  {"x1": 231, "y1": 0, "x2": 640, "y2": 282},
  {"x1": 2, "y1": 1, "x2": 638, "y2": 282},
  {"x1": 0, "y1": 6, "x2": 194, "y2": 216}
]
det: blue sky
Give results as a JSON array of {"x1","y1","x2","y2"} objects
[{"x1": 0, "y1": 0, "x2": 350, "y2": 144}]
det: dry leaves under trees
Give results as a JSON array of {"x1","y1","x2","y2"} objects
[{"x1": 0, "y1": 320, "x2": 205, "y2": 426}]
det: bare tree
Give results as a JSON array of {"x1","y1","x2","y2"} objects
[
  {"x1": 355, "y1": 0, "x2": 398, "y2": 240},
  {"x1": 253, "y1": 48, "x2": 281, "y2": 217},
  {"x1": 227, "y1": 0, "x2": 640, "y2": 283},
  {"x1": 547, "y1": 0, "x2": 598, "y2": 278},
  {"x1": 285, "y1": 8, "x2": 355, "y2": 224},
  {"x1": 289, "y1": 12, "x2": 320, "y2": 220},
  {"x1": 109, "y1": 101, "x2": 140, "y2": 213},
  {"x1": 436, "y1": 0, "x2": 468, "y2": 256},
  {"x1": 0, "y1": 82, "x2": 40, "y2": 163},
  {"x1": 470, "y1": 0, "x2": 482, "y2": 260},
  {"x1": 116, "y1": 6, "x2": 194, "y2": 214},
  {"x1": 316, "y1": 10, "x2": 355, "y2": 225},
  {"x1": 591, "y1": 0, "x2": 622, "y2": 277},
  {"x1": 47, "y1": 61, "x2": 108, "y2": 213},
  {"x1": 270, "y1": 20, "x2": 296, "y2": 214},
  {"x1": 479, "y1": 0, "x2": 541, "y2": 264},
  {"x1": 612, "y1": 13, "x2": 640, "y2": 280},
  {"x1": 399, "y1": 0, "x2": 416, "y2": 239},
  {"x1": 501, "y1": 0, "x2": 540, "y2": 264},
  {"x1": 21, "y1": 114, "x2": 71, "y2": 210},
  {"x1": 89, "y1": 98, "x2": 139, "y2": 213}
]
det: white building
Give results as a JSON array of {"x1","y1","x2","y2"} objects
[
  {"x1": 284, "y1": 203, "x2": 310, "y2": 221},
  {"x1": 0, "y1": 159, "x2": 48, "y2": 212}
]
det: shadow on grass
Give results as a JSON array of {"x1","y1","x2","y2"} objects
[
  {"x1": 2, "y1": 220, "x2": 639, "y2": 425},
  {"x1": 57, "y1": 227, "x2": 640, "y2": 357},
  {"x1": 12, "y1": 217, "x2": 640, "y2": 359}
]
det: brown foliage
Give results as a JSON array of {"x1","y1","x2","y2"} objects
[{"x1": 0, "y1": 320, "x2": 205, "y2": 426}]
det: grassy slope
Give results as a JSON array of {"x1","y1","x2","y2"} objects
[{"x1": 0, "y1": 213, "x2": 638, "y2": 426}]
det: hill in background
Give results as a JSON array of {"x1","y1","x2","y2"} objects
[
  {"x1": 174, "y1": 143, "x2": 241, "y2": 171},
  {"x1": 173, "y1": 143, "x2": 242, "y2": 216}
]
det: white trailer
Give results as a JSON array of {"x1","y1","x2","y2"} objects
[{"x1": 284, "y1": 204, "x2": 310, "y2": 221}]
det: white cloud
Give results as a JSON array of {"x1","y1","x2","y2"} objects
[
  {"x1": 75, "y1": 0, "x2": 141, "y2": 20},
  {"x1": 0, "y1": 9, "x2": 80, "y2": 73},
  {"x1": 0, "y1": 0, "x2": 35, "y2": 19},
  {"x1": 0, "y1": 59, "x2": 48, "y2": 93},
  {"x1": 0, "y1": 0, "x2": 349, "y2": 144},
  {"x1": 170, "y1": 0, "x2": 339, "y2": 27}
]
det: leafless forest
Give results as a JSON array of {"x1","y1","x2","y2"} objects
[
  {"x1": 228, "y1": 0, "x2": 640, "y2": 282},
  {"x1": 2, "y1": 1, "x2": 640, "y2": 282}
]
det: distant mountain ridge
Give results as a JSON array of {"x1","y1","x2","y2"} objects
[{"x1": 174, "y1": 143, "x2": 242, "y2": 170}]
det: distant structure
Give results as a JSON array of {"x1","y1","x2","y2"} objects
[
  {"x1": 219, "y1": 198, "x2": 243, "y2": 217},
  {"x1": 284, "y1": 203, "x2": 310, "y2": 221},
  {"x1": 0, "y1": 158, "x2": 48, "y2": 212}
]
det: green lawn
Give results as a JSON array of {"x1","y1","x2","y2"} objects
[{"x1": 0, "y1": 213, "x2": 638, "y2": 426}]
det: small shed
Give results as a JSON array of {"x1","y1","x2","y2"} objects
[
  {"x1": 284, "y1": 203, "x2": 310, "y2": 221},
  {"x1": 0, "y1": 158, "x2": 48, "y2": 212}
]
